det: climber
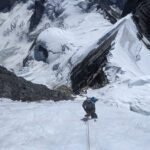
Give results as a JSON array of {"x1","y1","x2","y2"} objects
[{"x1": 82, "y1": 97, "x2": 98, "y2": 119}]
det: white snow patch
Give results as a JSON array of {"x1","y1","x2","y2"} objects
[
  {"x1": 106, "y1": 16, "x2": 150, "y2": 83},
  {"x1": 0, "y1": 1, "x2": 33, "y2": 70}
]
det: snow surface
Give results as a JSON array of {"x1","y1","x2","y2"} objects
[
  {"x1": 0, "y1": 1, "x2": 150, "y2": 149},
  {"x1": 0, "y1": 1, "x2": 33, "y2": 70},
  {"x1": 106, "y1": 17, "x2": 150, "y2": 82},
  {"x1": 0, "y1": 97, "x2": 150, "y2": 150}
]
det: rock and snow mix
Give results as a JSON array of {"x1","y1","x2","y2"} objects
[
  {"x1": 1, "y1": 0, "x2": 111, "y2": 87},
  {"x1": 0, "y1": 2, "x2": 33, "y2": 70},
  {"x1": 0, "y1": 0, "x2": 150, "y2": 149},
  {"x1": 1, "y1": 0, "x2": 150, "y2": 89}
]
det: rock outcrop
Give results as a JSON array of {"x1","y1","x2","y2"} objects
[
  {"x1": 29, "y1": 0, "x2": 45, "y2": 32},
  {"x1": 0, "y1": 66, "x2": 71, "y2": 101},
  {"x1": 0, "y1": 0, "x2": 28, "y2": 12},
  {"x1": 121, "y1": 0, "x2": 139, "y2": 17},
  {"x1": 71, "y1": 27, "x2": 118, "y2": 94},
  {"x1": 87, "y1": 0, "x2": 127, "y2": 23},
  {"x1": 133, "y1": 0, "x2": 150, "y2": 43},
  {"x1": 0, "y1": 0, "x2": 19, "y2": 12},
  {"x1": 96, "y1": 0, "x2": 118, "y2": 23},
  {"x1": 34, "y1": 45, "x2": 49, "y2": 63},
  {"x1": 95, "y1": 0, "x2": 150, "y2": 45}
]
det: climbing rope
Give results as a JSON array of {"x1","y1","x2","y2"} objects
[{"x1": 86, "y1": 120, "x2": 91, "y2": 150}]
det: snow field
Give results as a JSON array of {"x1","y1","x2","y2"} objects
[{"x1": 0, "y1": 98, "x2": 150, "y2": 150}]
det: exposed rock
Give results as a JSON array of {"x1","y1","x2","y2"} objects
[
  {"x1": 0, "y1": 0, "x2": 19, "y2": 12},
  {"x1": 96, "y1": 0, "x2": 117, "y2": 23},
  {"x1": 29, "y1": 0, "x2": 45, "y2": 32},
  {"x1": 121, "y1": 0, "x2": 140, "y2": 17},
  {"x1": 34, "y1": 45, "x2": 49, "y2": 63},
  {"x1": 53, "y1": 63, "x2": 60, "y2": 71},
  {"x1": 71, "y1": 28, "x2": 118, "y2": 94},
  {"x1": 0, "y1": 66, "x2": 72, "y2": 101},
  {"x1": 116, "y1": 0, "x2": 150, "y2": 46},
  {"x1": 133, "y1": 0, "x2": 150, "y2": 43},
  {"x1": 23, "y1": 41, "x2": 36, "y2": 67},
  {"x1": 55, "y1": 85, "x2": 73, "y2": 97},
  {"x1": 86, "y1": 0, "x2": 149, "y2": 33},
  {"x1": 87, "y1": 0, "x2": 127, "y2": 23},
  {"x1": 0, "y1": 0, "x2": 28, "y2": 12}
]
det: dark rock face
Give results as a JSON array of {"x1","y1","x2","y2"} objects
[
  {"x1": 96, "y1": 0, "x2": 118, "y2": 23},
  {"x1": 23, "y1": 41, "x2": 49, "y2": 66},
  {"x1": 71, "y1": 28, "x2": 118, "y2": 94},
  {"x1": 119, "y1": 0, "x2": 150, "y2": 45},
  {"x1": 34, "y1": 45, "x2": 49, "y2": 63},
  {"x1": 133, "y1": 0, "x2": 150, "y2": 42},
  {"x1": 110, "y1": 0, "x2": 127, "y2": 10},
  {"x1": 88, "y1": 0, "x2": 126, "y2": 9},
  {"x1": 0, "y1": 0, "x2": 27, "y2": 12},
  {"x1": 29, "y1": 0, "x2": 45, "y2": 32},
  {"x1": 23, "y1": 41, "x2": 36, "y2": 67},
  {"x1": 87, "y1": 0, "x2": 127, "y2": 23},
  {"x1": 0, "y1": 0, "x2": 18, "y2": 12},
  {"x1": 121, "y1": 0, "x2": 140, "y2": 17},
  {"x1": 92, "y1": 0, "x2": 150, "y2": 44},
  {"x1": 0, "y1": 66, "x2": 71, "y2": 101}
]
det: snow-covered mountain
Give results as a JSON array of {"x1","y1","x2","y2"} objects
[
  {"x1": 0, "y1": 0, "x2": 150, "y2": 98},
  {"x1": 0, "y1": 0, "x2": 149, "y2": 90},
  {"x1": 0, "y1": 0, "x2": 150, "y2": 97},
  {"x1": 0, "y1": 0, "x2": 150, "y2": 149}
]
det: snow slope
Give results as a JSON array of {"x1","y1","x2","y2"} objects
[
  {"x1": 106, "y1": 16, "x2": 150, "y2": 82},
  {"x1": 0, "y1": 98, "x2": 150, "y2": 150},
  {"x1": 0, "y1": 1, "x2": 33, "y2": 70}
]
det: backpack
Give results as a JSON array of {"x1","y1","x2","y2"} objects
[{"x1": 84, "y1": 100, "x2": 95, "y2": 110}]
